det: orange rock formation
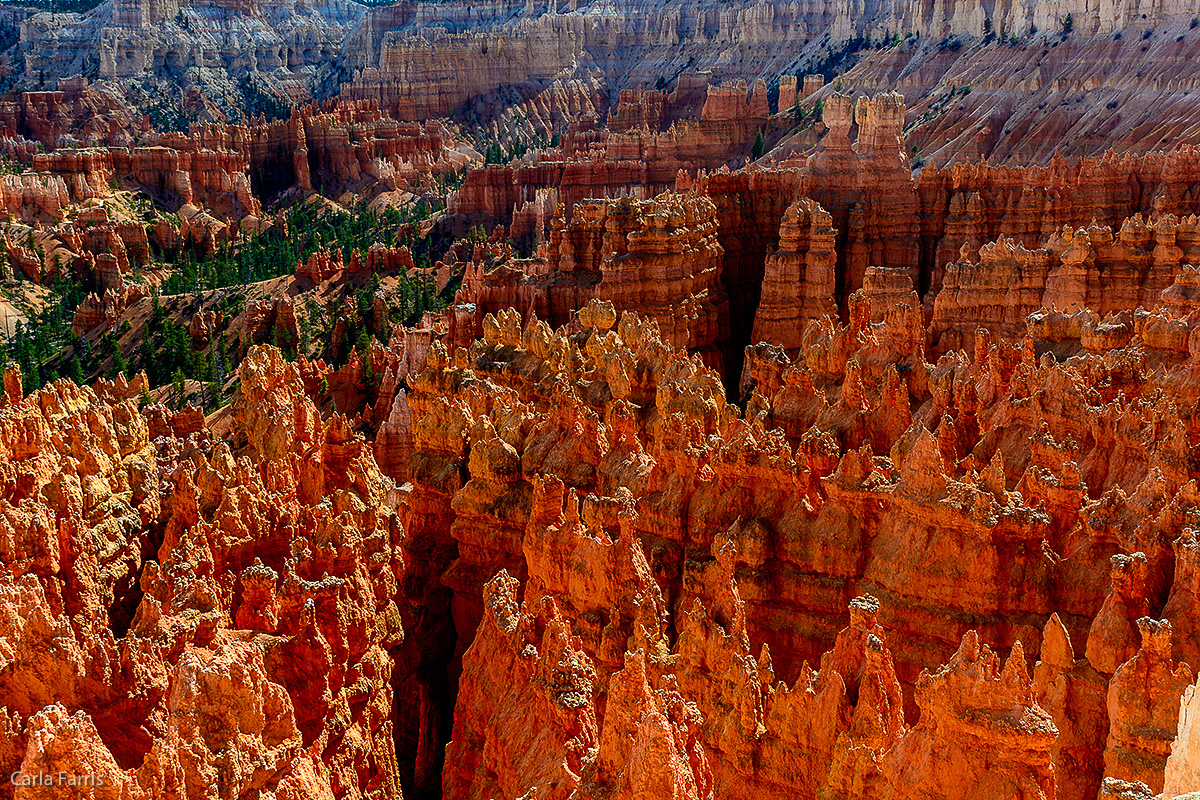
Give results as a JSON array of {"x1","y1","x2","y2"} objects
[
  {"x1": 374, "y1": 291, "x2": 1200, "y2": 799},
  {"x1": 10, "y1": 25, "x2": 1200, "y2": 799},
  {"x1": 0, "y1": 349, "x2": 409, "y2": 799},
  {"x1": 8, "y1": 266, "x2": 1200, "y2": 797},
  {"x1": 455, "y1": 193, "x2": 730, "y2": 368}
]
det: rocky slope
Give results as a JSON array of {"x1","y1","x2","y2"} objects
[
  {"x1": 832, "y1": 21, "x2": 1200, "y2": 167},
  {"x1": 11, "y1": 0, "x2": 1200, "y2": 169}
]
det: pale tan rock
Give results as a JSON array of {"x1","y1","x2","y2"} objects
[{"x1": 1103, "y1": 619, "x2": 1196, "y2": 794}]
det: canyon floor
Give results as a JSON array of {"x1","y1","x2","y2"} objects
[{"x1": 2, "y1": 0, "x2": 1200, "y2": 799}]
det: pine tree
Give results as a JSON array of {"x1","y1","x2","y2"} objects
[
  {"x1": 207, "y1": 345, "x2": 223, "y2": 410},
  {"x1": 67, "y1": 355, "x2": 84, "y2": 386},
  {"x1": 171, "y1": 368, "x2": 185, "y2": 410},
  {"x1": 751, "y1": 129, "x2": 765, "y2": 160}
]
